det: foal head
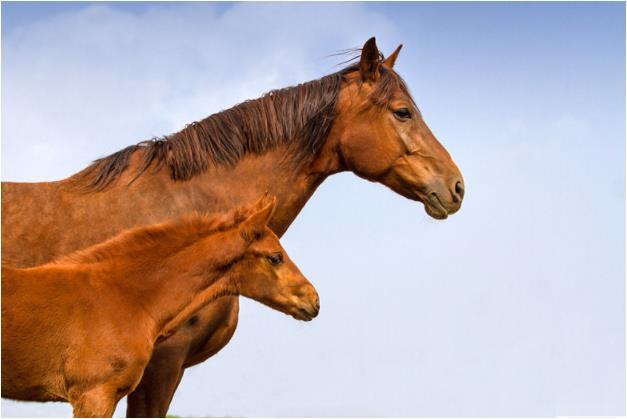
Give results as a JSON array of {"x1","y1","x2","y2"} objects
[
  {"x1": 229, "y1": 198, "x2": 320, "y2": 321},
  {"x1": 331, "y1": 37, "x2": 464, "y2": 219}
]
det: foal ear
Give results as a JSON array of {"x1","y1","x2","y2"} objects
[
  {"x1": 383, "y1": 44, "x2": 403, "y2": 68},
  {"x1": 250, "y1": 191, "x2": 271, "y2": 211},
  {"x1": 359, "y1": 37, "x2": 381, "y2": 82},
  {"x1": 240, "y1": 197, "x2": 277, "y2": 242},
  {"x1": 241, "y1": 192, "x2": 273, "y2": 220}
]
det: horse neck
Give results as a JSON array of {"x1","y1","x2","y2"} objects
[
  {"x1": 114, "y1": 143, "x2": 343, "y2": 238},
  {"x1": 105, "y1": 227, "x2": 246, "y2": 338}
]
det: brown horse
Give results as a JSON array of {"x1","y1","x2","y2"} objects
[
  {"x1": 1, "y1": 37, "x2": 464, "y2": 416},
  {"x1": 2, "y1": 197, "x2": 319, "y2": 417}
]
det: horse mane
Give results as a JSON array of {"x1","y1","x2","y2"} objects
[
  {"x1": 54, "y1": 204, "x2": 257, "y2": 266},
  {"x1": 72, "y1": 57, "x2": 412, "y2": 191}
]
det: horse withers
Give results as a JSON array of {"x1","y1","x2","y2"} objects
[{"x1": 1, "y1": 196, "x2": 319, "y2": 417}]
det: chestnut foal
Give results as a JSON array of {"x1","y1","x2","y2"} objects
[{"x1": 1, "y1": 197, "x2": 319, "y2": 417}]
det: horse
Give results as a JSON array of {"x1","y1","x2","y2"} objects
[
  {"x1": 1, "y1": 37, "x2": 464, "y2": 417},
  {"x1": 2, "y1": 197, "x2": 319, "y2": 417}
]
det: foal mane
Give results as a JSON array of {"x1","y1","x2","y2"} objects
[
  {"x1": 56, "y1": 206, "x2": 254, "y2": 266},
  {"x1": 72, "y1": 56, "x2": 412, "y2": 191}
]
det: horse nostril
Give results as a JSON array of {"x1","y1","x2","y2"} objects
[{"x1": 454, "y1": 181, "x2": 465, "y2": 199}]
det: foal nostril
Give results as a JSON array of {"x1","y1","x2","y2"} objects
[
  {"x1": 312, "y1": 299, "x2": 320, "y2": 316},
  {"x1": 309, "y1": 295, "x2": 320, "y2": 317}
]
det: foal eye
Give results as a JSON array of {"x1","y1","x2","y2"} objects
[
  {"x1": 393, "y1": 108, "x2": 412, "y2": 121},
  {"x1": 267, "y1": 253, "x2": 283, "y2": 266}
]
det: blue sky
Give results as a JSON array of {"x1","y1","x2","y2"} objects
[{"x1": 2, "y1": 2, "x2": 625, "y2": 417}]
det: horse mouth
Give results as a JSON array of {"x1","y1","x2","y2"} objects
[
  {"x1": 424, "y1": 193, "x2": 449, "y2": 220},
  {"x1": 291, "y1": 306, "x2": 319, "y2": 322},
  {"x1": 406, "y1": 188, "x2": 449, "y2": 220}
]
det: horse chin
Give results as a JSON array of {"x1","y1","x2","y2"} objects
[
  {"x1": 425, "y1": 204, "x2": 449, "y2": 220},
  {"x1": 290, "y1": 310, "x2": 313, "y2": 322},
  {"x1": 289, "y1": 305, "x2": 318, "y2": 322},
  {"x1": 381, "y1": 176, "x2": 450, "y2": 220},
  {"x1": 424, "y1": 193, "x2": 449, "y2": 220}
]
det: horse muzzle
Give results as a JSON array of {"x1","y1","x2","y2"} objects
[
  {"x1": 291, "y1": 293, "x2": 320, "y2": 321},
  {"x1": 422, "y1": 178, "x2": 465, "y2": 220}
]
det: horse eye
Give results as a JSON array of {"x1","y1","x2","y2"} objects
[
  {"x1": 393, "y1": 108, "x2": 412, "y2": 121},
  {"x1": 267, "y1": 253, "x2": 283, "y2": 266}
]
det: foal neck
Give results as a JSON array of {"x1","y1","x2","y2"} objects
[
  {"x1": 113, "y1": 227, "x2": 247, "y2": 339},
  {"x1": 49, "y1": 212, "x2": 250, "y2": 339}
]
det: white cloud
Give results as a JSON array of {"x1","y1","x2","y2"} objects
[{"x1": 2, "y1": 2, "x2": 399, "y2": 181}]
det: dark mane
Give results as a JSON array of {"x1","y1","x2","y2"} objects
[{"x1": 73, "y1": 60, "x2": 412, "y2": 191}]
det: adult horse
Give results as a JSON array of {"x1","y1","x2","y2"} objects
[{"x1": 2, "y1": 37, "x2": 464, "y2": 417}]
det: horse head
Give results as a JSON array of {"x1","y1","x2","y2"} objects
[{"x1": 330, "y1": 37, "x2": 464, "y2": 219}]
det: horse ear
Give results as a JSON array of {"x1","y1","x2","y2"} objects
[
  {"x1": 241, "y1": 192, "x2": 272, "y2": 218},
  {"x1": 240, "y1": 197, "x2": 276, "y2": 242},
  {"x1": 359, "y1": 37, "x2": 381, "y2": 82},
  {"x1": 384, "y1": 44, "x2": 403, "y2": 68},
  {"x1": 251, "y1": 191, "x2": 271, "y2": 211}
]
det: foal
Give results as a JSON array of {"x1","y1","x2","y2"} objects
[{"x1": 1, "y1": 197, "x2": 319, "y2": 417}]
